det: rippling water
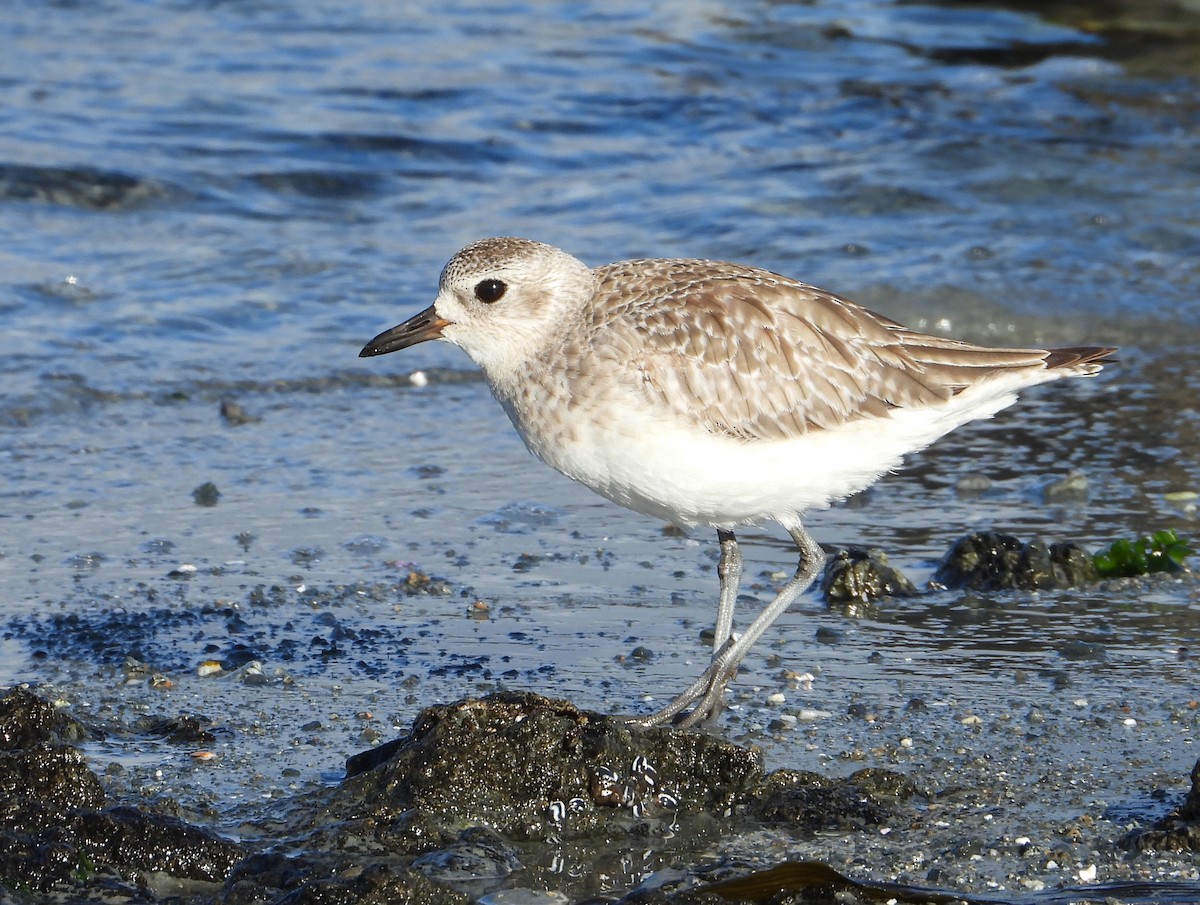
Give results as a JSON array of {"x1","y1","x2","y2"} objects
[
  {"x1": 3, "y1": 1, "x2": 1198, "y2": 405},
  {"x1": 2, "y1": 1, "x2": 1200, "y2": 895}
]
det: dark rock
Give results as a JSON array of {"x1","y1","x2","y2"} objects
[
  {"x1": 1048, "y1": 541, "x2": 1101, "y2": 586},
  {"x1": 933, "y1": 532, "x2": 1098, "y2": 591},
  {"x1": 0, "y1": 689, "x2": 107, "y2": 827},
  {"x1": 0, "y1": 688, "x2": 926, "y2": 903},
  {"x1": 219, "y1": 855, "x2": 471, "y2": 905},
  {"x1": 0, "y1": 744, "x2": 106, "y2": 820},
  {"x1": 1121, "y1": 758, "x2": 1200, "y2": 852},
  {"x1": 745, "y1": 767, "x2": 918, "y2": 833},
  {"x1": 0, "y1": 688, "x2": 244, "y2": 895},
  {"x1": 410, "y1": 826, "x2": 522, "y2": 881},
  {"x1": 336, "y1": 691, "x2": 763, "y2": 842},
  {"x1": 135, "y1": 713, "x2": 224, "y2": 745},
  {"x1": 76, "y1": 806, "x2": 243, "y2": 882},
  {"x1": 822, "y1": 547, "x2": 918, "y2": 603},
  {"x1": 193, "y1": 481, "x2": 222, "y2": 506},
  {"x1": 814, "y1": 626, "x2": 842, "y2": 643},
  {"x1": 0, "y1": 686, "x2": 94, "y2": 749},
  {"x1": 234, "y1": 692, "x2": 806, "y2": 902}
]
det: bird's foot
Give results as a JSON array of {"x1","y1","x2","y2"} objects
[{"x1": 625, "y1": 652, "x2": 736, "y2": 729}]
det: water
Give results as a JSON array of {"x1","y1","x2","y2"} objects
[{"x1": 2, "y1": 0, "x2": 1200, "y2": 898}]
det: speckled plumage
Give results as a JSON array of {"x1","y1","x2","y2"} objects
[
  {"x1": 586, "y1": 256, "x2": 1093, "y2": 440},
  {"x1": 361, "y1": 237, "x2": 1114, "y2": 727}
]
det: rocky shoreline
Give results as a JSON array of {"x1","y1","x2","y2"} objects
[{"x1": 3, "y1": 675, "x2": 1199, "y2": 904}]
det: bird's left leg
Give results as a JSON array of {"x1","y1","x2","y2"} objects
[{"x1": 674, "y1": 523, "x2": 824, "y2": 728}]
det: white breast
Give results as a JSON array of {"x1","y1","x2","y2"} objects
[{"x1": 498, "y1": 371, "x2": 1033, "y2": 530}]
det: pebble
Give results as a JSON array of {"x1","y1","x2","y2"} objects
[
  {"x1": 192, "y1": 482, "x2": 220, "y2": 506},
  {"x1": 796, "y1": 708, "x2": 832, "y2": 721},
  {"x1": 219, "y1": 399, "x2": 261, "y2": 426},
  {"x1": 786, "y1": 671, "x2": 816, "y2": 690},
  {"x1": 955, "y1": 474, "x2": 993, "y2": 495}
]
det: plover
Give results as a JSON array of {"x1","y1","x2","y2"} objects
[{"x1": 360, "y1": 237, "x2": 1114, "y2": 728}]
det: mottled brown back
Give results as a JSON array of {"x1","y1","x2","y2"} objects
[{"x1": 576, "y1": 259, "x2": 1112, "y2": 441}]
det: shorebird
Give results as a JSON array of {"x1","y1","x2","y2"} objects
[{"x1": 360, "y1": 237, "x2": 1114, "y2": 728}]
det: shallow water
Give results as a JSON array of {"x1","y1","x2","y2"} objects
[{"x1": 3, "y1": 0, "x2": 1200, "y2": 899}]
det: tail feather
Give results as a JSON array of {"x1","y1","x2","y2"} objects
[{"x1": 1043, "y1": 346, "x2": 1118, "y2": 375}]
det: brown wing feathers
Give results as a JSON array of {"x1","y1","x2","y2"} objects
[{"x1": 589, "y1": 260, "x2": 1110, "y2": 441}]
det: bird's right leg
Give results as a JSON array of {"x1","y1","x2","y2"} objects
[{"x1": 711, "y1": 528, "x2": 742, "y2": 657}]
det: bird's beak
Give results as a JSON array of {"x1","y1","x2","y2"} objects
[{"x1": 359, "y1": 305, "x2": 451, "y2": 357}]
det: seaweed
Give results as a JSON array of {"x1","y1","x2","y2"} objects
[{"x1": 1094, "y1": 529, "x2": 1194, "y2": 578}]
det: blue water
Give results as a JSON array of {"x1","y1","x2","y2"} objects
[
  {"x1": 2, "y1": 0, "x2": 1197, "y2": 413},
  {"x1": 2, "y1": 2, "x2": 1200, "y2": 897}
]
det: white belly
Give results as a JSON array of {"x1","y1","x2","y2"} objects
[{"x1": 501, "y1": 379, "x2": 1028, "y2": 530}]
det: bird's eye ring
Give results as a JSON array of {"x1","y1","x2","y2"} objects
[{"x1": 474, "y1": 279, "x2": 507, "y2": 304}]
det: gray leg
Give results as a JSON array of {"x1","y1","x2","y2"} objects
[
  {"x1": 630, "y1": 524, "x2": 825, "y2": 729},
  {"x1": 712, "y1": 529, "x2": 742, "y2": 656}
]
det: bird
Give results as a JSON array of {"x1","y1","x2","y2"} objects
[{"x1": 360, "y1": 237, "x2": 1114, "y2": 728}]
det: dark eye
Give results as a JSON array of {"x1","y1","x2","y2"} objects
[{"x1": 474, "y1": 279, "x2": 507, "y2": 304}]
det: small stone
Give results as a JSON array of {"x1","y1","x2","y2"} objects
[
  {"x1": 1042, "y1": 469, "x2": 1089, "y2": 504},
  {"x1": 219, "y1": 399, "x2": 261, "y2": 426},
  {"x1": 955, "y1": 473, "x2": 993, "y2": 496},
  {"x1": 797, "y1": 707, "x2": 831, "y2": 721},
  {"x1": 821, "y1": 547, "x2": 918, "y2": 603},
  {"x1": 192, "y1": 482, "x2": 221, "y2": 507}
]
